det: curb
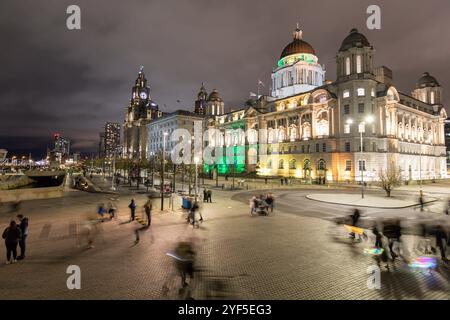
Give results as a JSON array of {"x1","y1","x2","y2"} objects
[{"x1": 305, "y1": 194, "x2": 438, "y2": 209}]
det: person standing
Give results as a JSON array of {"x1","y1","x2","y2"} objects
[
  {"x1": 207, "y1": 190, "x2": 212, "y2": 203},
  {"x1": 144, "y1": 197, "x2": 153, "y2": 227},
  {"x1": 16, "y1": 215, "x2": 28, "y2": 260},
  {"x1": 128, "y1": 199, "x2": 137, "y2": 221},
  {"x1": 265, "y1": 193, "x2": 274, "y2": 213},
  {"x1": 2, "y1": 221, "x2": 22, "y2": 264}
]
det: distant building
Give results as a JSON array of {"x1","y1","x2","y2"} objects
[
  {"x1": 52, "y1": 133, "x2": 70, "y2": 164},
  {"x1": 104, "y1": 122, "x2": 121, "y2": 159},
  {"x1": 98, "y1": 132, "x2": 105, "y2": 158},
  {"x1": 147, "y1": 110, "x2": 204, "y2": 157},
  {"x1": 445, "y1": 117, "x2": 450, "y2": 172}
]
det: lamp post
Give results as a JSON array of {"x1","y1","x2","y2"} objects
[
  {"x1": 347, "y1": 115, "x2": 374, "y2": 199},
  {"x1": 161, "y1": 132, "x2": 168, "y2": 211},
  {"x1": 110, "y1": 150, "x2": 116, "y2": 191},
  {"x1": 194, "y1": 156, "x2": 199, "y2": 201}
]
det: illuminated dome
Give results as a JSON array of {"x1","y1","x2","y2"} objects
[
  {"x1": 280, "y1": 27, "x2": 316, "y2": 59},
  {"x1": 416, "y1": 72, "x2": 440, "y2": 88},
  {"x1": 339, "y1": 28, "x2": 371, "y2": 52},
  {"x1": 208, "y1": 89, "x2": 222, "y2": 102}
]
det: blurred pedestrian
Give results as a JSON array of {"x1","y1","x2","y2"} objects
[
  {"x1": 265, "y1": 193, "x2": 274, "y2": 213},
  {"x1": 203, "y1": 189, "x2": 207, "y2": 202},
  {"x1": 144, "y1": 197, "x2": 153, "y2": 227},
  {"x1": 128, "y1": 199, "x2": 137, "y2": 221},
  {"x1": 97, "y1": 203, "x2": 106, "y2": 220},
  {"x1": 435, "y1": 225, "x2": 448, "y2": 261},
  {"x1": 207, "y1": 190, "x2": 212, "y2": 203},
  {"x1": 16, "y1": 214, "x2": 28, "y2": 260},
  {"x1": 383, "y1": 219, "x2": 402, "y2": 259},
  {"x1": 2, "y1": 220, "x2": 22, "y2": 264},
  {"x1": 250, "y1": 196, "x2": 256, "y2": 215},
  {"x1": 418, "y1": 191, "x2": 424, "y2": 212},
  {"x1": 373, "y1": 226, "x2": 382, "y2": 248},
  {"x1": 348, "y1": 209, "x2": 361, "y2": 239}
]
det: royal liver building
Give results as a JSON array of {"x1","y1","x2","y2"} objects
[
  {"x1": 206, "y1": 27, "x2": 447, "y2": 182},
  {"x1": 122, "y1": 67, "x2": 162, "y2": 159}
]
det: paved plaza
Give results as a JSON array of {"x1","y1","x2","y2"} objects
[{"x1": 0, "y1": 178, "x2": 450, "y2": 300}]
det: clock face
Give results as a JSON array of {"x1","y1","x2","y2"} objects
[{"x1": 140, "y1": 92, "x2": 147, "y2": 99}]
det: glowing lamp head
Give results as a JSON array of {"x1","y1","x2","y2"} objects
[{"x1": 365, "y1": 115, "x2": 375, "y2": 123}]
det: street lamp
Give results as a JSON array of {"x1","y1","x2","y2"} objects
[
  {"x1": 110, "y1": 150, "x2": 116, "y2": 191},
  {"x1": 347, "y1": 115, "x2": 374, "y2": 199},
  {"x1": 194, "y1": 156, "x2": 199, "y2": 201},
  {"x1": 161, "y1": 132, "x2": 168, "y2": 211}
]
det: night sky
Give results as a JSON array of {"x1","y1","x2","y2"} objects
[{"x1": 1, "y1": 0, "x2": 449, "y2": 158}]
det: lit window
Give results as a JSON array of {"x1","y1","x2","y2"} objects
[
  {"x1": 344, "y1": 124, "x2": 350, "y2": 134},
  {"x1": 358, "y1": 160, "x2": 366, "y2": 171},
  {"x1": 431, "y1": 91, "x2": 435, "y2": 104},
  {"x1": 371, "y1": 88, "x2": 375, "y2": 97},
  {"x1": 345, "y1": 57, "x2": 351, "y2": 75},
  {"x1": 278, "y1": 159, "x2": 284, "y2": 169},
  {"x1": 357, "y1": 88, "x2": 365, "y2": 96},
  {"x1": 356, "y1": 55, "x2": 362, "y2": 73},
  {"x1": 343, "y1": 90, "x2": 350, "y2": 98},
  {"x1": 345, "y1": 160, "x2": 351, "y2": 171}
]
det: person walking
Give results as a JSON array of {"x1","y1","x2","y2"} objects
[
  {"x1": 419, "y1": 191, "x2": 425, "y2": 212},
  {"x1": 265, "y1": 193, "x2": 274, "y2": 214},
  {"x1": 2, "y1": 221, "x2": 22, "y2": 264},
  {"x1": 144, "y1": 197, "x2": 153, "y2": 227},
  {"x1": 207, "y1": 190, "x2": 212, "y2": 203},
  {"x1": 435, "y1": 225, "x2": 448, "y2": 261},
  {"x1": 128, "y1": 199, "x2": 137, "y2": 221},
  {"x1": 250, "y1": 196, "x2": 257, "y2": 216},
  {"x1": 203, "y1": 189, "x2": 207, "y2": 202},
  {"x1": 17, "y1": 215, "x2": 28, "y2": 260}
]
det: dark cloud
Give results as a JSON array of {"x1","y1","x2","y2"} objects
[{"x1": 1, "y1": 0, "x2": 449, "y2": 158}]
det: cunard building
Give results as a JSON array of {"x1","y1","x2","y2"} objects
[
  {"x1": 205, "y1": 26, "x2": 447, "y2": 183},
  {"x1": 123, "y1": 67, "x2": 162, "y2": 159}
]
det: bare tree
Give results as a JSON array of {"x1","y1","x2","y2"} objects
[{"x1": 378, "y1": 163, "x2": 402, "y2": 197}]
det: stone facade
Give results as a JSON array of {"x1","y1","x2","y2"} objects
[{"x1": 205, "y1": 28, "x2": 447, "y2": 182}]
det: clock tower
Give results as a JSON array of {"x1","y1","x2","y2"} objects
[{"x1": 123, "y1": 66, "x2": 161, "y2": 159}]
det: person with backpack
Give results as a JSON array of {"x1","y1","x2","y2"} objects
[{"x1": 2, "y1": 221, "x2": 22, "y2": 264}]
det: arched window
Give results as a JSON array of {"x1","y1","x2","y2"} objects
[
  {"x1": 268, "y1": 128, "x2": 274, "y2": 144},
  {"x1": 316, "y1": 111, "x2": 329, "y2": 137},
  {"x1": 356, "y1": 55, "x2": 362, "y2": 73},
  {"x1": 289, "y1": 159, "x2": 297, "y2": 169},
  {"x1": 318, "y1": 159, "x2": 326, "y2": 171},
  {"x1": 303, "y1": 159, "x2": 311, "y2": 171},
  {"x1": 345, "y1": 57, "x2": 351, "y2": 75},
  {"x1": 278, "y1": 159, "x2": 284, "y2": 169},
  {"x1": 289, "y1": 125, "x2": 297, "y2": 141},
  {"x1": 302, "y1": 123, "x2": 311, "y2": 139},
  {"x1": 278, "y1": 127, "x2": 286, "y2": 142}
]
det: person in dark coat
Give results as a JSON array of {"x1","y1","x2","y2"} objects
[
  {"x1": 128, "y1": 199, "x2": 137, "y2": 221},
  {"x1": 435, "y1": 225, "x2": 448, "y2": 260},
  {"x1": 207, "y1": 190, "x2": 212, "y2": 203},
  {"x1": 383, "y1": 220, "x2": 402, "y2": 259},
  {"x1": 2, "y1": 220, "x2": 22, "y2": 264},
  {"x1": 16, "y1": 215, "x2": 28, "y2": 260}
]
